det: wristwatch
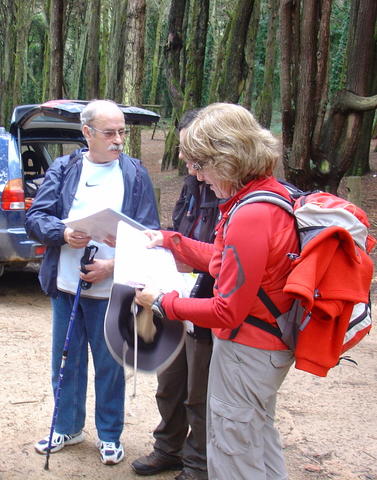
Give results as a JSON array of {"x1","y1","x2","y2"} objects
[{"x1": 151, "y1": 293, "x2": 166, "y2": 320}]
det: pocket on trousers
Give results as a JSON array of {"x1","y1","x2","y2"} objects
[
  {"x1": 209, "y1": 395, "x2": 262, "y2": 456},
  {"x1": 269, "y1": 349, "x2": 294, "y2": 369}
]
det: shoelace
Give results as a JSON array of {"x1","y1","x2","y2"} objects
[{"x1": 101, "y1": 441, "x2": 117, "y2": 451}]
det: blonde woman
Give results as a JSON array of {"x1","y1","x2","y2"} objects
[{"x1": 136, "y1": 103, "x2": 298, "y2": 480}]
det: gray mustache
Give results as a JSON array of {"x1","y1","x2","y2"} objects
[{"x1": 107, "y1": 144, "x2": 123, "y2": 152}]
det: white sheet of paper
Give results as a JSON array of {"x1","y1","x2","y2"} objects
[
  {"x1": 62, "y1": 208, "x2": 144, "y2": 243},
  {"x1": 114, "y1": 221, "x2": 196, "y2": 296}
]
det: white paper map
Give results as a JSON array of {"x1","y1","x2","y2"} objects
[
  {"x1": 114, "y1": 221, "x2": 196, "y2": 296},
  {"x1": 62, "y1": 208, "x2": 145, "y2": 243}
]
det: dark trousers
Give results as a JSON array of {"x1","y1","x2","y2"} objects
[{"x1": 153, "y1": 333, "x2": 212, "y2": 474}]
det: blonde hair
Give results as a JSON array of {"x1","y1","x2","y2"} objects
[{"x1": 180, "y1": 103, "x2": 280, "y2": 190}]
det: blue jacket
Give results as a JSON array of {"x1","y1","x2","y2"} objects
[{"x1": 25, "y1": 148, "x2": 160, "y2": 297}]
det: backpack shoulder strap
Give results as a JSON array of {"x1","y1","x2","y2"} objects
[
  {"x1": 225, "y1": 190, "x2": 294, "y2": 235},
  {"x1": 225, "y1": 191, "x2": 296, "y2": 342}
]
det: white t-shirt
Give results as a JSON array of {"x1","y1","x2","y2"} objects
[{"x1": 57, "y1": 155, "x2": 124, "y2": 298}]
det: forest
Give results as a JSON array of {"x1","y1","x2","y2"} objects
[{"x1": 1, "y1": 0, "x2": 377, "y2": 192}]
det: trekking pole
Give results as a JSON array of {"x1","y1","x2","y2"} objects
[{"x1": 44, "y1": 244, "x2": 98, "y2": 471}]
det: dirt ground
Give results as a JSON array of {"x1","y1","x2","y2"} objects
[{"x1": 0, "y1": 128, "x2": 377, "y2": 480}]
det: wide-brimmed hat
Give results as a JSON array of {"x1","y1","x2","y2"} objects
[{"x1": 104, "y1": 283, "x2": 185, "y2": 373}]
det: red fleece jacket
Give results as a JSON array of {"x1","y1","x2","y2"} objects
[
  {"x1": 160, "y1": 177, "x2": 299, "y2": 351},
  {"x1": 284, "y1": 226, "x2": 373, "y2": 377}
]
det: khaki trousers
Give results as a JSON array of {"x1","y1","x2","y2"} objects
[{"x1": 207, "y1": 337, "x2": 294, "y2": 480}]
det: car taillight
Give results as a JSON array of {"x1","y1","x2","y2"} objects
[
  {"x1": 1, "y1": 179, "x2": 26, "y2": 210},
  {"x1": 34, "y1": 245, "x2": 46, "y2": 256}
]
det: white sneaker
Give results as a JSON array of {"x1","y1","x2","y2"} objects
[
  {"x1": 34, "y1": 430, "x2": 85, "y2": 454},
  {"x1": 97, "y1": 440, "x2": 125, "y2": 465}
]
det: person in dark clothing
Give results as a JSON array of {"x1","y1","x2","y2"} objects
[{"x1": 131, "y1": 111, "x2": 219, "y2": 480}]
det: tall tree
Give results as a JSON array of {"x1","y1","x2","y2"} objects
[
  {"x1": 242, "y1": 0, "x2": 261, "y2": 110},
  {"x1": 105, "y1": 0, "x2": 128, "y2": 102},
  {"x1": 0, "y1": 0, "x2": 16, "y2": 125},
  {"x1": 346, "y1": 5, "x2": 377, "y2": 176},
  {"x1": 182, "y1": 0, "x2": 210, "y2": 111},
  {"x1": 66, "y1": 4, "x2": 91, "y2": 99},
  {"x1": 148, "y1": 0, "x2": 169, "y2": 105},
  {"x1": 254, "y1": 0, "x2": 279, "y2": 128},
  {"x1": 280, "y1": 0, "x2": 377, "y2": 192},
  {"x1": 123, "y1": 0, "x2": 146, "y2": 158},
  {"x1": 49, "y1": 0, "x2": 64, "y2": 99},
  {"x1": 160, "y1": 0, "x2": 186, "y2": 170},
  {"x1": 86, "y1": 0, "x2": 101, "y2": 100},
  {"x1": 216, "y1": 0, "x2": 255, "y2": 102}
]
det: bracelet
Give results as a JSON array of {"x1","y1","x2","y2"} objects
[{"x1": 151, "y1": 293, "x2": 166, "y2": 320}]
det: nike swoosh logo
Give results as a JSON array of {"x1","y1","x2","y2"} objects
[{"x1": 85, "y1": 181, "x2": 99, "y2": 187}]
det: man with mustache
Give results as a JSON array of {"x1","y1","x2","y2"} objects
[{"x1": 25, "y1": 100, "x2": 160, "y2": 465}]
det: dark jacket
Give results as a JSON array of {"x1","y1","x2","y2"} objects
[
  {"x1": 172, "y1": 175, "x2": 219, "y2": 340},
  {"x1": 172, "y1": 175, "x2": 219, "y2": 242},
  {"x1": 25, "y1": 148, "x2": 160, "y2": 297}
]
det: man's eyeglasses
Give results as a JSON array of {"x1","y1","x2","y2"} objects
[{"x1": 88, "y1": 125, "x2": 129, "y2": 139}]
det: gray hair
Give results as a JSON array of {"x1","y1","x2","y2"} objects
[{"x1": 80, "y1": 99, "x2": 120, "y2": 126}]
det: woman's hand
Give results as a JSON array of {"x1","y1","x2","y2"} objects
[
  {"x1": 135, "y1": 287, "x2": 161, "y2": 309},
  {"x1": 143, "y1": 229, "x2": 164, "y2": 248}
]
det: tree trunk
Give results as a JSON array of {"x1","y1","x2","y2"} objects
[
  {"x1": 255, "y1": 0, "x2": 279, "y2": 128},
  {"x1": 280, "y1": 0, "x2": 301, "y2": 160},
  {"x1": 0, "y1": 1, "x2": 16, "y2": 126},
  {"x1": 68, "y1": 6, "x2": 91, "y2": 99},
  {"x1": 161, "y1": 0, "x2": 186, "y2": 170},
  {"x1": 123, "y1": 0, "x2": 146, "y2": 159},
  {"x1": 148, "y1": 0, "x2": 169, "y2": 105},
  {"x1": 41, "y1": 1, "x2": 51, "y2": 101},
  {"x1": 208, "y1": 17, "x2": 231, "y2": 104},
  {"x1": 317, "y1": 0, "x2": 377, "y2": 191},
  {"x1": 182, "y1": 0, "x2": 210, "y2": 110},
  {"x1": 281, "y1": 0, "x2": 377, "y2": 193},
  {"x1": 12, "y1": 2, "x2": 36, "y2": 106},
  {"x1": 216, "y1": 0, "x2": 255, "y2": 103},
  {"x1": 242, "y1": 0, "x2": 261, "y2": 110},
  {"x1": 346, "y1": 19, "x2": 377, "y2": 176},
  {"x1": 86, "y1": 0, "x2": 101, "y2": 100},
  {"x1": 105, "y1": 0, "x2": 128, "y2": 102},
  {"x1": 49, "y1": 0, "x2": 64, "y2": 99}
]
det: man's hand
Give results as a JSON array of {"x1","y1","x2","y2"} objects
[
  {"x1": 64, "y1": 227, "x2": 91, "y2": 249},
  {"x1": 80, "y1": 258, "x2": 114, "y2": 284}
]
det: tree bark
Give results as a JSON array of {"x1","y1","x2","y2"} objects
[
  {"x1": 49, "y1": 0, "x2": 64, "y2": 99},
  {"x1": 67, "y1": 5, "x2": 91, "y2": 99},
  {"x1": 0, "y1": 0, "x2": 16, "y2": 126},
  {"x1": 280, "y1": 0, "x2": 377, "y2": 193},
  {"x1": 182, "y1": 0, "x2": 210, "y2": 110},
  {"x1": 123, "y1": 0, "x2": 146, "y2": 159},
  {"x1": 148, "y1": 0, "x2": 169, "y2": 105},
  {"x1": 86, "y1": 0, "x2": 101, "y2": 100},
  {"x1": 242, "y1": 0, "x2": 261, "y2": 110},
  {"x1": 216, "y1": 0, "x2": 255, "y2": 103},
  {"x1": 105, "y1": 0, "x2": 128, "y2": 102},
  {"x1": 161, "y1": 0, "x2": 186, "y2": 170},
  {"x1": 255, "y1": 0, "x2": 279, "y2": 128}
]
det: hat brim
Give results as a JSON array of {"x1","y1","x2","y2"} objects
[{"x1": 104, "y1": 283, "x2": 185, "y2": 373}]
